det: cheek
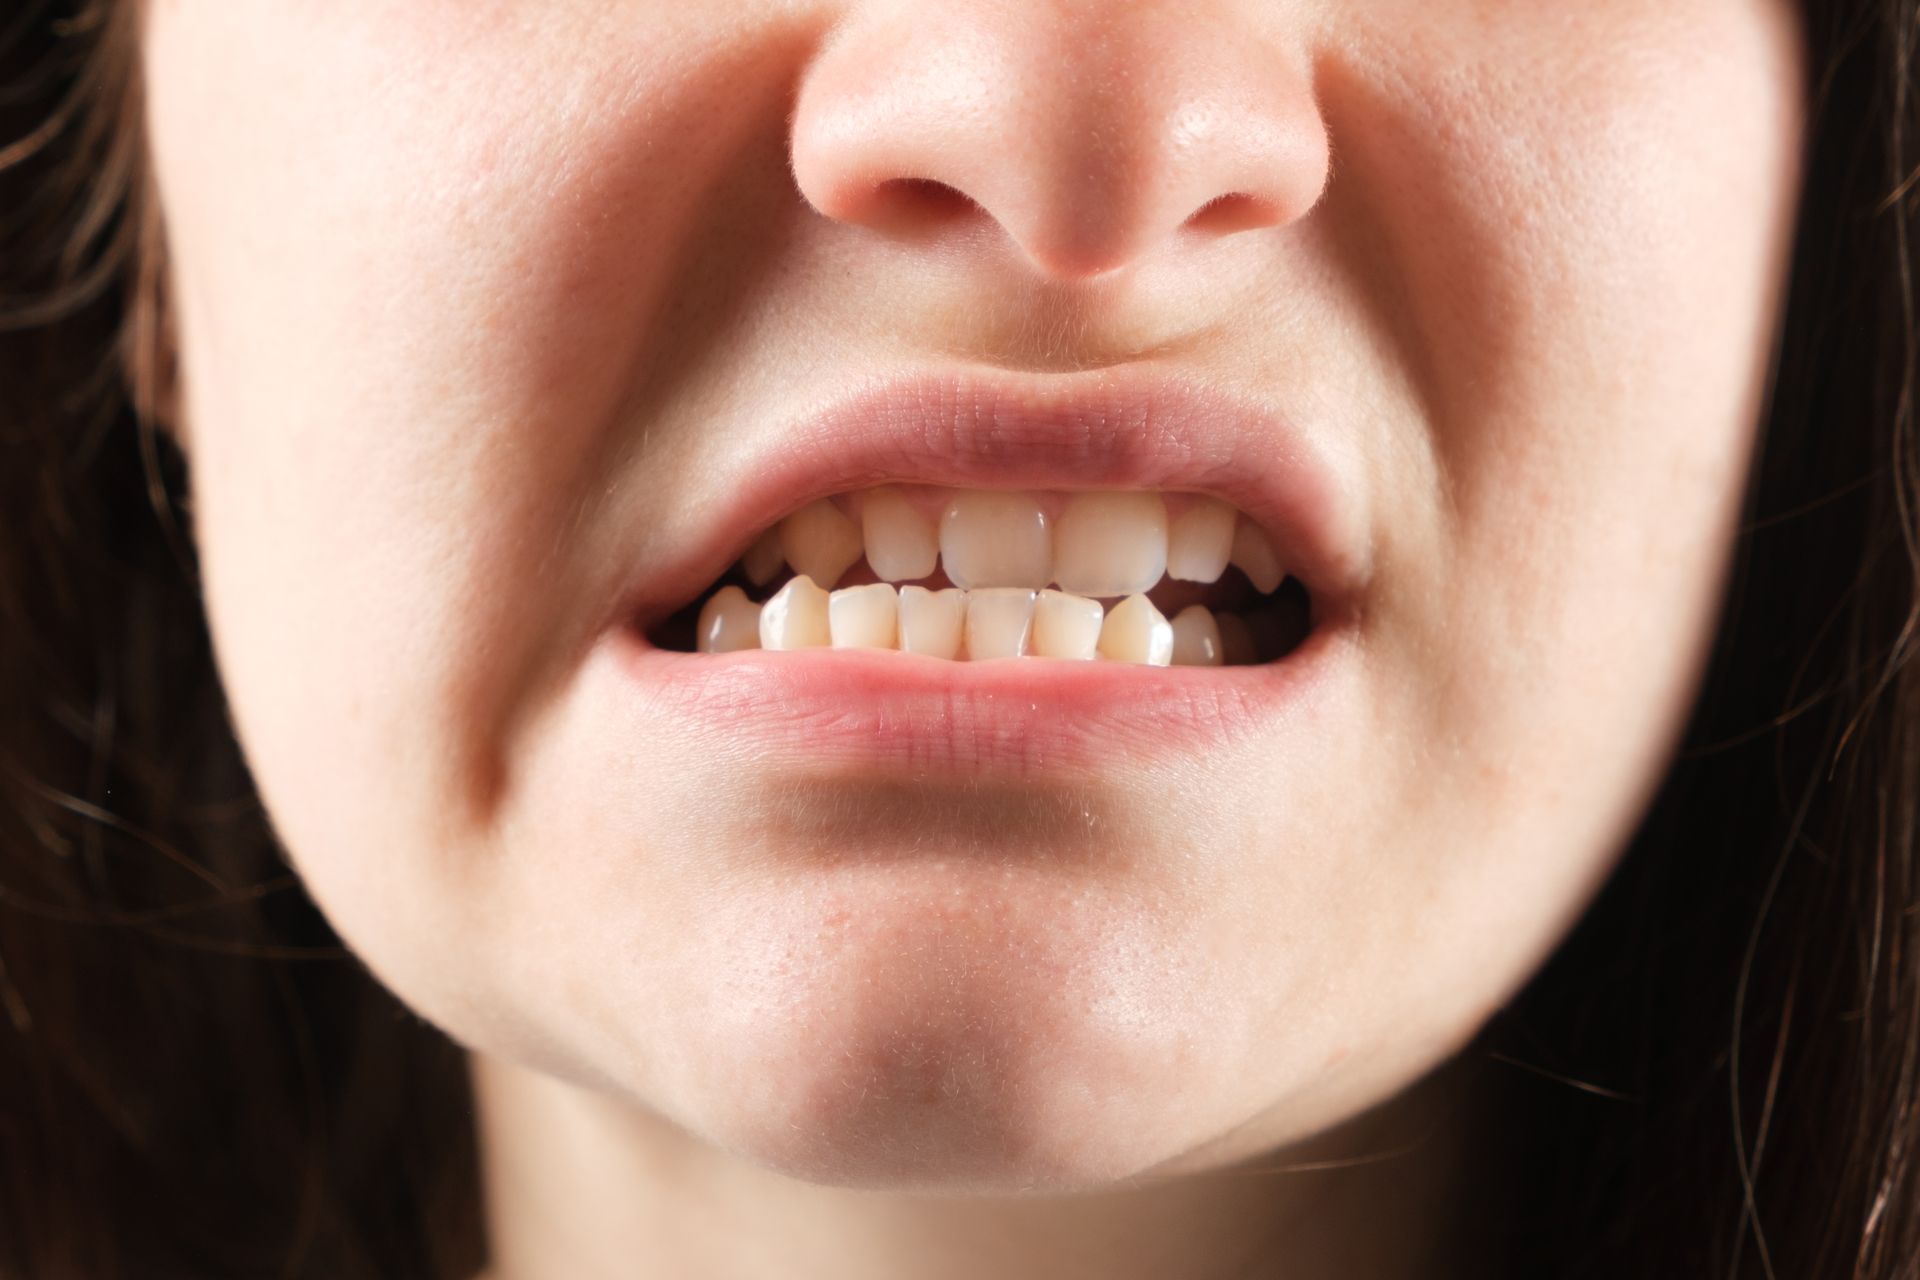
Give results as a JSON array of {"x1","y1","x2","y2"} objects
[
  {"x1": 1319, "y1": 0, "x2": 1803, "y2": 931},
  {"x1": 144, "y1": 6, "x2": 808, "y2": 872}
]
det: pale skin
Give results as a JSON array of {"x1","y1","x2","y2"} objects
[{"x1": 137, "y1": 1, "x2": 1806, "y2": 1277}]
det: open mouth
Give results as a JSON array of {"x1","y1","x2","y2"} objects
[
  {"x1": 645, "y1": 485, "x2": 1314, "y2": 666},
  {"x1": 594, "y1": 369, "x2": 1363, "y2": 771}
]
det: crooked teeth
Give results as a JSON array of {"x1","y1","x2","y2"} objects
[
  {"x1": 1031, "y1": 589, "x2": 1104, "y2": 660},
  {"x1": 698, "y1": 486, "x2": 1304, "y2": 666},
  {"x1": 830, "y1": 583, "x2": 898, "y2": 649},
  {"x1": 1053, "y1": 492, "x2": 1167, "y2": 597},
  {"x1": 759, "y1": 574, "x2": 831, "y2": 650},
  {"x1": 1098, "y1": 593, "x2": 1173, "y2": 666},
  {"x1": 690, "y1": 581, "x2": 1281, "y2": 665},
  {"x1": 940, "y1": 491, "x2": 1052, "y2": 589},
  {"x1": 966, "y1": 588, "x2": 1037, "y2": 659},
  {"x1": 861, "y1": 487, "x2": 938, "y2": 582},
  {"x1": 1230, "y1": 519, "x2": 1285, "y2": 594},
  {"x1": 697, "y1": 585, "x2": 763, "y2": 653},
  {"x1": 1167, "y1": 498, "x2": 1235, "y2": 584},
  {"x1": 781, "y1": 499, "x2": 864, "y2": 589},
  {"x1": 1169, "y1": 605, "x2": 1223, "y2": 667},
  {"x1": 740, "y1": 527, "x2": 786, "y2": 587},
  {"x1": 899, "y1": 585, "x2": 966, "y2": 658}
]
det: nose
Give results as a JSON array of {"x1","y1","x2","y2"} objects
[{"x1": 788, "y1": 1, "x2": 1330, "y2": 282}]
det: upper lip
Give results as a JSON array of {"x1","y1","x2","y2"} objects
[{"x1": 611, "y1": 363, "x2": 1374, "y2": 637}]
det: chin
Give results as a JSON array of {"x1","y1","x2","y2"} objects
[{"x1": 650, "y1": 875, "x2": 1247, "y2": 1193}]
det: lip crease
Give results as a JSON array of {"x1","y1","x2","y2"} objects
[{"x1": 592, "y1": 364, "x2": 1371, "y2": 775}]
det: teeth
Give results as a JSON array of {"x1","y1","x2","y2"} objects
[
  {"x1": 1230, "y1": 520, "x2": 1285, "y2": 594},
  {"x1": 940, "y1": 491, "x2": 1052, "y2": 589},
  {"x1": 1053, "y1": 492, "x2": 1168, "y2": 597},
  {"x1": 899, "y1": 585, "x2": 967, "y2": 658},
  {"x1": 966, "y1": 588, "x2": 1037, "y2": 659},
  {"x1": 759, "y1": 574, "x2": 832, "y2": 650},
  {"x1": 1031, "y1": 589, "x2": 1103, "y2": 660},
  {"x1": 740, "y1": 527, "x2": 786, "y2": 587},
  {"x1": 1098, "y1": 593, "x2": 1173, "y2": 666},
  {"x1": 688, "y1": 581, "x2": 1273, "y2": 665},
  {"x1": 1216, "y1": 612, "x2": 1257, "y2": 666},
  {"x1": 780, "y1": 499, "x2": 864, "y2": 589},
  {"x1": 697, "y1": 585, "x2": 763, "y2": 653},
  {"x1": 830, "y1": 583, "x2": 899, "y2": 649},
  {"x1": 861, "y1": 487, "x2": 938, "y2": 582},
  {"x1": 1166, "y1": 498, "x2": 1235, "y2": 584},
  {"x1": 1169, "y1": 605, "x2": 1223, "y2": 666},
  {"x1": 688, "y1": 488, "x2": 1304, "y2": 666}
]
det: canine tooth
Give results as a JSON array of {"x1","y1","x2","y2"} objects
[
  {"x1": 940, "y1": 491, "x2": 1051, "y2": 589},
  {"x1": 899, "y1": 586, "x2": 966, "y2": 658},
  {"x1": 1216, "y1": 613, "x2": 1257, "y2": 666},
  {"x1": 1167, "y1": 498, "x2": 1235, "y2": 583},
  {"x1": 759, "y1": 574, "x2": 831, "y2": 650},
  {"x1": 861, "y1": 487, "x2": 938, "y2": 582},
  {"x1": 1097, "y1": 593, "x2": 1173, "y2": 666},
  {"x1": 1052, "y1": 492, "x2": 1167, "y2": 596},
  {"x1": 966, "y1": 588, "x2": 1037, "y2": 659},
  {"x1": 780, "y1": 499, "x2": 864, "y2": 588},
  {"x1": 1230, "y1": 520, "x2": 1285, "y2": 594},
  {"x1": 1170, "y1": 605, "x2": 1223, "y2": 666},
  {"x1": 741, "y1": 527, "x2": 786, "y2": 586},
  {"x1": 830, "y1": 583, "x2": 899, "y2": 649},
  {"x1": 1031, "y1": 590, "x2": 1102, "y2": 660},
  {"x1": 697, "y1": 586, "x2": 763, "y2": 653}
]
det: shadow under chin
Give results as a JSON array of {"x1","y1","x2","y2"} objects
[{"x1": 699, "y1": 989, "x2": 1205, "y2": 1197}]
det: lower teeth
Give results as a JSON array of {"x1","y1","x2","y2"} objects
[{"x1": 660, "y1": 571, "x2": 1311, "y2": 666}]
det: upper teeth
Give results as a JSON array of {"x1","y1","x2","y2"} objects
[
  {"x1": 780, "y1": 487, "x2": 1279, "y2": 596},
  {"x1": 690, "y1": 486, "x2": 1291, "y2": 665}
]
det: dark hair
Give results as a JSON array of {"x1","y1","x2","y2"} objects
[
  {"x1": 1, "y1": 0, "x2": 1914, "y2": 1275},
  {"x1": 0, "y1": 4, "x2": 482, "y2": 1275}
]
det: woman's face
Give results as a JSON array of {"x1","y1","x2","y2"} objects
[{"x1": 143, "y1": 0, "x2": 1803, "y2": 1188}]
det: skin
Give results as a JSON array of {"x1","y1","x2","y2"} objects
[{"x1": 139, "y1": 1, "x2": 1805, "y2": 1276}]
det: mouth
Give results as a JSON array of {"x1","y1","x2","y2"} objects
[
  {"x1": 647, "y1": 484, "x2": 1314, "y2": 663},
  {"x1": 602, "y1": 366, "x2": 1370, "y2": 771}
]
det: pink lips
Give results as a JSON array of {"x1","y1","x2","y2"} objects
[{"x1": 599, "y1": 364, "x2": 1371, "y2": 773}]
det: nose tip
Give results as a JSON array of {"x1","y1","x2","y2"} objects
[{"x1": 789, "y1": 5, "x2": 1329, "y2": 282}]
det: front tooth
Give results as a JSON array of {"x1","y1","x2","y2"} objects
[
  {"x1": 1053, "y1": 492, "x2": 1167, "y2": 596},
  {"x1": 899, "y1": 586, "x2": 966, "y2": 658},
  {"x1": 697, "y1": 585, "x2": 763, "y2": 653},
  {"x1": 861, "y1": 487, "x2": 938, "y2": 582},
  {"x1": 1169, "y1": 605, "x2": 1223, "y2": 666},
  {"x1": 966, "y1": 588, "x2": 1037, "y2": 659},
  {"x1": 940, "y1": 491, "x2": 1052, "y2": 589},
  {"x1": 759, "y1": 574, "x2": 831, "y2": 650},
  {"x1": 1230, "y1": 520, "x2": 1285, "y2": 594},
  {"x1": 830, "y1": 583, "x2": 899, "y2": 649},
  {"x1": 740, "y1": 527, "x2": 786, "y2": 586},
  {"x1": 1031, "y1": 590, "x2": 1103, "y2": 660},
  {"x1": 1097, "y1": 593, "x2": 1173, "y2": 666},
  {"x1": 1166, "y1": 498, "x2": 1235, "y2": 583},
  {"x1": 780, "y1": 499, "x2": 864, "y2": 588}
]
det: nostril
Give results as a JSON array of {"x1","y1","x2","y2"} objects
[
  {"x1": 867, "y1": 176, "x2": 985, "y2": 230},
  {"x1": 1183, "y1": 192, "x2": 1283, "y2": 235}
]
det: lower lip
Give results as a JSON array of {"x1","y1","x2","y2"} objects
[{"x1": 604, "y1": 619, "x2": 1352, "y2": 776}]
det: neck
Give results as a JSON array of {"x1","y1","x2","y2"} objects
[{"x1": 466, "y1": 1047, "x2": 1508, "y2": 1280}]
